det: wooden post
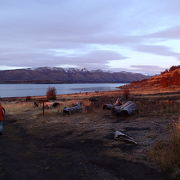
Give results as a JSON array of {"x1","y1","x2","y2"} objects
[{"x1": 43, "y1": 101, "x2": 45, "y2": 116}]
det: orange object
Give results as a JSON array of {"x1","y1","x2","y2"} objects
[{"x1": 0, "y1": 104, "x2": 5, "y2": 121}]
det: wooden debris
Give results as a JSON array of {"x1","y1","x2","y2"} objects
[
  {"x1": 103, "y1": 104, "x2": 114, "y2": 110},
  {"x1": 112, "y1": 101, "x2": 138, "y2": 115},
  {"x1": 114, "y1": 130, "x2": 138, "y2": 145},
  {"x1": 63, "y1": 103, "x2": 82, "y2": 115},
  {"x1": 113, "y1": 98, "x2": 122, "y2": 106},
  {"x1": 103, "y1": 98, "x2": 122, "y2": 110}
]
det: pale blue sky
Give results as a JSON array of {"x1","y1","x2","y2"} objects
[{"x1": 0, "y1": 0, "x2": 180, "y2": 74}]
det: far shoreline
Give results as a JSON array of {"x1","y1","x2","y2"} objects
[
  {"x1": 1, "y1": 88, "x2": 180, "y2": 102},
  {"x1": 0, "y1": 82, "x2": 130, "y2": 84}
]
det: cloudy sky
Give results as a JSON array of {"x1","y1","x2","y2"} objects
[{"x1": 0, "y1": 0, "x2": 180, "y2": 74}]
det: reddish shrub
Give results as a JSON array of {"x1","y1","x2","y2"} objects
[
  {"x1": 169, "y1": 65, "x2": 180, "y2": 72},
  {"x1": 161, "y1": 69, "x2": 168, "y2": 75},
  {"x1": 46, "y1": 87, "x2": 57, "y2": 100}
]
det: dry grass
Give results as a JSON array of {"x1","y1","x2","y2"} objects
[
  {"x1": 135, "y1": 99, "x2": 180, "y2": 117},
  {"x1": 1, "y1": 93, "x2": 180, "y2": 179},
  {"x1": 1, "y1": 99, "x2": 90, "y2": 118},
  {"x1": 149, "y1": 126, "x2": 180, "y2": 179},
  {"x1": 138, "y1": 98, "x2": 180, "y2": 179},
  {"x1": 2, "y1": 102, "x2": 34, "y2": 114}
]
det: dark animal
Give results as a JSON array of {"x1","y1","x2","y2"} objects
[{"x1": 34, "y1": 101, "x2": 60, "y2": 109}]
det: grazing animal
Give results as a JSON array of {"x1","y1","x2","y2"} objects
[
  {"x1": 44, "y1": 102, "x2": 55, "y2": 109},
  {"x1": 34, "y1": 101, "x2": 39, "y2": 107},
  {"x1": 34, "y1": 101, "x2": 60, "y2": 109}
]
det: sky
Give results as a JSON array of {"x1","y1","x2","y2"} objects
[{"x1": 0, "y1": 0, "x2": 180, "y2": 75}]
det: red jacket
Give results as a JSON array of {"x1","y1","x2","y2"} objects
[{"x1": 0, "y1": 104, "x2": 5, "y2": 121}]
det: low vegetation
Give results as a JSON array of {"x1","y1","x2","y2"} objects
[
  {"x1": 149, "y1": 128, "x2": 180, "y2": 179},
  {"x1": 3, "y1": 102, "x2": 33, "y2": 114},
  {"x1": 135, "y1": 99, "x2": 180, "y2": 117},
  {"x1": 46, "y1": 87, "x2": 57, "y2": 100}
]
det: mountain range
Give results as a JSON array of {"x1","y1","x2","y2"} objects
[{"x1": 0, "y1": 67, "x2": 149, "y2": 83}]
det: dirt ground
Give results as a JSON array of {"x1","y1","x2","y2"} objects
[{"x1": 0, "y1": 94, "x2": 180, "y2": 180}]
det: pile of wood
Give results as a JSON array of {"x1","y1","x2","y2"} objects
[
  {"x1": 63, "y1": 103, "x2": 82, "y2": 115},
  {"x1": 103, "y1": 99, "x2": 138, "y2": 116},
  {"x1": 103, "y1": 98, "x2": 122, "y2": 110},
  {"x1": 112, "y1": 101, "x2": 138, "y2": 115}
]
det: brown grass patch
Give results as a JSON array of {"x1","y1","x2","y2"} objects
[
  {"x1": 135, "y1": 99, "x2": 180, "y2": 117},
  {"x1": 149, "y1": 127, "x2": 180, "y2": 179},
  {"x1": 2, "y1": 102, "x2": 34, "y2": 114}
]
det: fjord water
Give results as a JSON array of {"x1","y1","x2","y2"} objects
[{"x1": 0, "y1": 83, "x2": 126, "y2": 98}]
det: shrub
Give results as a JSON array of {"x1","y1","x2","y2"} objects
[
  {"x1": 169, "y1": 65, "x2": 180, "y2": 72},
  {"x1": 149, "y1": 128, "x2": 180, "y2": 178},
  {"x1": 46, "y1": 87, "x2": 57, "y2": 100},
  {"x1": 122, "y1": 89, "x2": 130, "y2": 100},
  {"x1": 161, "y1": 69, "x2": 168, "y2": 75},
  {"x1": 26, "y1": 96, "x2": 31, "y2": 101}
]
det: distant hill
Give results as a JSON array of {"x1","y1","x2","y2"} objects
[
  {"x1": 0, "y1": 67, "x2": 149, "y2": 84},
  {"x1": 121, "y1": 65, "x2": 180, "y2": 93}
]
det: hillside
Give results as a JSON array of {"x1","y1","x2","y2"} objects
[
  {"x1": 121, "y1": 65, "x2": 180, "y2": 94},
  {"x1": 0, "y1": 67, "x2": 149, "y2": 83}
]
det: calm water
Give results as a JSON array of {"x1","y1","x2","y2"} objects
[{"x1": 0, "y1": 83, "x2": 126, "y2": 98}]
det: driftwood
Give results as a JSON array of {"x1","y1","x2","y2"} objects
[
  {"x1": 103, "y1": 104, "x2": 114, "y2": 110},
  {"x1": 113, "y1": 98, "x2": 122, "y2": 106},
  {"x1": 114, "y1": 131, "x2": 137, "y2": 145},
  {"x1": 63, "y1": 103, "x2": 82, "y2": 115},
  {"x1": 103, "y1": 98, "x2": 122, "y2": 110},
  {"x1": 112, "y1": 101, "x2": 138, "y2": 115},
  {"x1": 2, "y1": 107, "x2": 5, "y2": 116}
]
